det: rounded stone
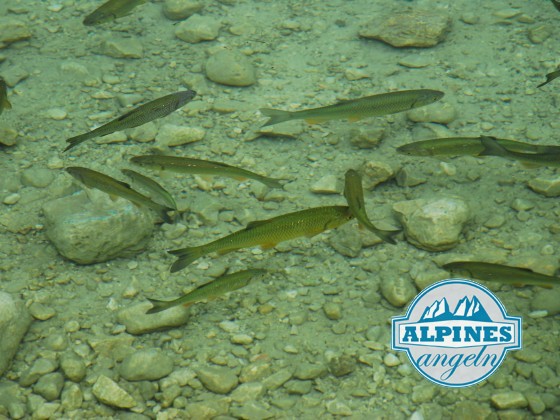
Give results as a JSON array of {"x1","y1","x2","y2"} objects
[
  {"x1": 119, "y1": 349, "x2": 174, "y2": 381},
  {"x1": 205, "y1": 50, "x2": 256, "y2": 87}
]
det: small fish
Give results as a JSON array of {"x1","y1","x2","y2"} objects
[
  {"x1": 83, "y1": 0, "x2": 148, "y2": 26},
  {"x1": 479, "y1": 136, "x2": 560, "y2": 167},
  {"x1": 169, "y1": 206, "x2": 355, "y2": 273},
  {"x1": 343, "y1": 169, "x2": 399, "y2": 245},
  {"x1": 443, "y1": 261, "x2": 560, "y2": 289},
  {"x1": 260, "y1": 89, "x2": 444, "y2": 127},
  {"x1": 537, "y1": 69, "x2": 560, "y2": 88},
  {"x1": 64, "y1": 90, "x2": 196, "y2": 152},
  {"x1": 66, "y1": 166, "x2": 174, "y2": 223},
  {"x1": 130, "y1": 154, "x2": 285, "y2": 189},
  {"x1": 0, "y1": 77, "x2": 12, "y2": 115},
  {"x1": 397, "y1": 136, "x2": 560, "y2": 157},
  {"x1": 146, "y1": 269, "x2": 267, "y2": 314},
  {"x1": 121, "y1": 168, "x2": 177, "y2": 211}
]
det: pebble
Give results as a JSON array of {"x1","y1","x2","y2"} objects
[
  {"x1": 155, "y1": 124, "x2": 205, "y2": 146},
  {"x1": 510, "y1": 198, "x2": 534, "y2": 211},
  {"x1": 407, "y1": 102, "x2": 457, "y2": 125},
  {"x1": 329, "y1": 223, "x2": 363, "y2": 258},
  {"x1": 262, "y1": 368, "x2": 293, "y2": 390},
  {"x1": 528, "y1": 24, "x2": 552, "y2": 44},
  {"x1": 0, "y1": 126, "x2": 18, "y2": 146},
  {"x1": 21, "y1": 168, "x2": 55, "y2": 188},
  {"x1": 396, "y1": 167, "x2": 426, "y2": 187},
  {"x1": 345, "y1": 68, "x2": 369, "y2": 81},
  {"x1": 527, "y1": 176, "x2": 560, "y2": 197},
  {"x1": 28, "y1": 302, "x2": 56, "y2": 320},
  {"x1": 45, "y1": 108, "x2": 67, "y2": 120},
  {"x1": 231, "y1": 333, "x2": 253, "y2": 345},
  {"x1": 196, "y1": 366, "x2": 239, "y2": 394},
  {"x1": 326, "y1": 399, "x2": 352, "y2": 416},
  {"x1": 3, "y1": 65, "x2": 29, "y2": 87},
  {"x1": 130, "y1": 122, "x2": 157, "y2": 143},
  {"x1": 393, "y1": 197, "x2": 470, "y2": 251},
  {"x1": 531, "y1": 288, "x2": 560, "y2": 315},
  {"x1": 0, "y1": 292, "x2": 32, "y2": 377},
  {"x1": 163, "y1": 0, "x2": 203, "y2": 20},
  {"x1": 230, "y1": 382, "x2": 265, "y2": 403},
  {"x1": 119, "y1": 349, "x2": 174, "y2": 381},
  {"x1": 117, "y1": 302, "x2": 190, "y2": 335},
  {"x1": 484, "y1": 214, "x2": 505, "y2": 229},
  {"x1": 362, "y1": 160, "x2": 395, "y2": 189},
  {"x1": 383, "y1": 353, "x2": 401, "y2": 367},
  {"x1": 380, "y1": 276, "x2": 416, "y2": 307},
  {"x1": 490, "y1": 391, "x2": 528, "y2": 409},
  {"x1": 33, "y1": 372, "x2": 64, "y2": 401},
  {"x1": 92, "y1": 375, "x2": 136, "y2": 409},
  {"x1": 60, "y1": 383, "x2": 83, "y2": 411},
  {"x1": 323, "y1": 302, "x2": 342, "y2": 320},
  {"x1": 3, "y1": 193, "x2": 20, "y2": 205},
  {"x1": 230, "y1": 401, "x2": 274, "y2": 419},
  {"x1": 205, "y1": 50, "x2": 257, "y2": 87},
  {"x1": 310, "y1": 175, "x2": 340, "y2": 194},
  {"x1": 99, "y1": 37, "x2": 143, "y2": 59},
  {"x1": 526, "y1": 393, "x2": 546, "y2": 415},
  {"x1": 43, "y1": 190, "x2": 153, "y2": 264},
  {"x1": 327, "y1": 354, "x2": 356, "y2": 377},
  {"x1": 359, "y1": 9, "x2": 450, "y2": 48},
  {"x1": 60, "y1": 352, "x2": 87, "y2": 382},
  {"x1": 175, "y1": 14, "x2": 221, "y2": 43},
  {"x1": 294, "y1": 363, "x2": 327, "y2": 380},
  {"x1": 411, "y1": 384, "x2": 436, "y2": 403},
  {"x1": 0, "y1": 17, "x2": 32, "y2": 48},
  {"x1": 284, "y1": 379, "x2": 312, "y2": 395},
  {"x1": 348, "y1": 127, "x2": 384, "y2": 149},
  {"x1": 398, "y1": 55, "x2": 433, "y2": 68}
]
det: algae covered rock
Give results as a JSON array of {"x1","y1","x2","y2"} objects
[
  {"x1": 205, "y1": 50, "x2": 256, "y2": 87},
  {"x1": 43, "y1": 190, "x2": 153, "y2": 264},
  {"x1": 0, "y1": 292, "x2": 32, "y2": 376}
]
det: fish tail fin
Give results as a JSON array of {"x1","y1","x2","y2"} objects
[
  {"x1": 3, "y1": 97, "x2": 11, "y2": 110},
  {"x1": 145, "y1": 297, "x2": 173, "y2": 314},
  {"x1": 260, "y1": 108, "x2": 293, "y2": 127},
  {"x1": 168, "y1": 246, "x2": 205, "y2": 273},
  {"x1": 375, "y1": 228, "x2": 401, "y2": 245},
  {"x1": 64, "y1": 133, "x2": 92, "y2": 152},
  {"x1": 479, "y1": 136, "x2": 506, "y2": 157}
]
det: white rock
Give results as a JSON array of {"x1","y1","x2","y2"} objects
[{"x1": 156, "y1": 124, "x2": 205, "y2": 146}]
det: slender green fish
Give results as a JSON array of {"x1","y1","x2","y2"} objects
[
  {"x1": 130, "y1": 154, "x2": 285, "y2": 189},
  {"x1": 479, "y1": 136, "x2": 560, "y2": 167},
  {"x1": 443, "y1": 261, "x2": 560, "y2": 289},
  {"x1": 169, "y1": 206, "x2": 355, "y2": 273},
  {"x1": 83, "y1": 0, "x2": 148, "y2": 26},
  {"x1": 66, "y1": 166, "x2": 174, "y2": 223},
  {"x1": 0, "y1": 77, "x2": 12, "y2": 115},
  {"x1": 537, "y1": 69, "x2": 560, "y2": 88},
  {"x1": 260, "y1": 89, "x2": 444, "y2": 127},
  {"x1": 146, "y1": 269, "x2": 267, "y2": 314},
  {"x1": 121, "y1": 168, "x2": 178, "y2": 211},
  {"x1": 343, "y1": 169, "x2": 399, "y2": 245},
  {"x1": 64, "y1": 90, "x2": 196, "y2": 151},
  {"x1": 397, "y1": 136, "x2": 560, "y2": 157}
]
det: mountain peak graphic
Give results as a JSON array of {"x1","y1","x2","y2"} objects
[{"x1": 420, "y1": 296, "x2": 492, "y2": 322}]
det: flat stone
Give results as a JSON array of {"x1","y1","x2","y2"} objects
[
  {"x1": 381, "y1": 276, "x2": 416, "y2": 307},
  {"x1": 205, "y1": 50, "x2": 256, "y2": 87},
  {"x1": 262, "y1": 368, "x2": 293, "y2": 390},
  {"x1": 528, "y1": 24, "x2": 552, "y2": 44},
  {"x1": 117, "y1": 302, "x2": 190, "y2": 335},
  {"x1": 60, "y1": 352, "x2": 87, "y2": 382},
  {"x1": 155, "y1": 124, "x2": 205, "y2": 147},
  {"x1": 196, "y1": 366, "x2": 239, "y2": 394},
  {"x1": 0, "y1": 292, "x2": 32, "y2": 377},
  {"x1": 407, "y1": 102, "x2": 457, "y2": 125},
  {"x1": 329, "y1": 223, "x2": 362, "y2": 258},
  {"x1": 99, "y1": 37, "x2": 143, "y2": 59},
  {"x1": 21, "y1": 168, "x2": 55, "y2": 189},
  {"x1": 528, "y1": 177, "x2": 560, "y2": 197},
  {"x1": 19, "y1": 358, "x2": 57, "y2": 387},
  {"x1": 294, "y1": 363, "x2": 327, "y2": 380},
  {"x1": 283, "y1": 379, "x2": 312, "y2": 395},
  {"x1": 163, "y1": 0, "x2": 203, "y2": 20},
  {"x1": 359, "y1": 9, "x2": 451, "y2": 48},
  {"x1": 0, "y1": 125, "x2": 18, "y2": 146},
  {"x1": 310, "y1": 175, "x2": 340, "y2": 194},
  {"x1": 348, "y1": 127, "x2": 384, "y2": 149},
  {"x1": 362, "y1": 160, "x2": 395, "y2": 189},
  {"x1": 531, "y1": 288, "x2": 560, "y2": 315},
  {"x1": 119, "y1": 349, "x2": 174, "y2": 381},
  {"x1": 326, "y1": 400, "x2": 352, "y2": 416},
  {"x1": 43, "y1": 190, "x2": 153, "y2": 264},
  {"x1": 393, "y1": 197, "x2": 470, "y2": 251},
  {"x1": 230, "y1": 382, "x2": 265, "y2": 403},
  {"x1": 175, "y1": 14, "x2": 221, "y2": 43},
  {"x1": 230, "y1": 401, "x2": 274, "y2": 420},
  {"x1": 33, "y1": 372, "x2": 64, "y2": 401},
  {"x1": 0, "y1": 17, "x2": 31, "y2": 48},
  {"x1": 491, "y1": 391, "x2": 528, "y2": 409},
  {"x1": 92, "y1": 375, "x2": 136, "y2": 409},
  {"x1": 323, "y1": 302, "x2": 342, "y2": 320}
]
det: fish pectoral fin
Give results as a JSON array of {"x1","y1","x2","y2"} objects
[{"x1": 260, "y1": 242, "x2": 277, "y2": 250}]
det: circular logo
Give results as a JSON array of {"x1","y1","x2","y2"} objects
[{"x1": 392, "y1": 279, "x2": 522, "y2": 387}]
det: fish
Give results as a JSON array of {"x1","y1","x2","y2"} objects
[
  {"x1": 146, "y1": 269, "x2": 267, "y2": 314},
  {"x1": 551, "y1": 0, "x2": 560, "y2": 12},
  {"x1": 343, "y1": 169, "x2": 399, "y2": 245},
  {"x1": 66, "y1": 166, "x2": 174, "y2": 223},
  {"x1": 130, "y1": 154, "x2": 285, "y2": 189},
  {"x1": 396, "y1": 136, "x2": 560, "y2": 157},
  {"x1": 0, "y1": 77, "x2": 12, "y2": 115},
  {"x1": 121, "y1": 168, "x2": 178, "y2": 211},
  {"x1": 443, "y1": 261, "x2": 560, "y2": 289},
  {"x1": 169, "y1": 206, "x2": 355, "y2": 273},
  {"x1": 479, "y1": 136, "x2": 560, "y2": 167},
  {"x1": 83, "y1": 0, "x2": 148, "y2": 26},
  {"x1": 260, "y1": 89, "x2": 444, "y2": 127},
  {"x1": 537, "y1": 69, "x2": 560, "y2": 88},
  {"x1": 64, "y1": 90, "x2": 196, "y2": 152}
]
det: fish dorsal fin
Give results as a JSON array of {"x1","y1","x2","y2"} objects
[{"x1": 246, "y1": 219, "x2": 270, "y2": 230}]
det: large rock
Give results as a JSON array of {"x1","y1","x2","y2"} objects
[
  {"x1": 205, "y1": 50, "x2": 256, "y2": 87},
  {"x1": 359, "y1": 9, "x2": 451, "y2": 48},
  {"x1": 0, "y1": 292, "x2": 32, "y2": 376},
  {"x1": 43, "y1": 190, "x2": 154, "y2": 264},
  {"x1": 393, "y1": 197, "x2": 469, "y2": 251}
]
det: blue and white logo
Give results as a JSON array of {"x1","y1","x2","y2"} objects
[{"x1": 392, "y1": 279, "x2": 522, "y2": 387}]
